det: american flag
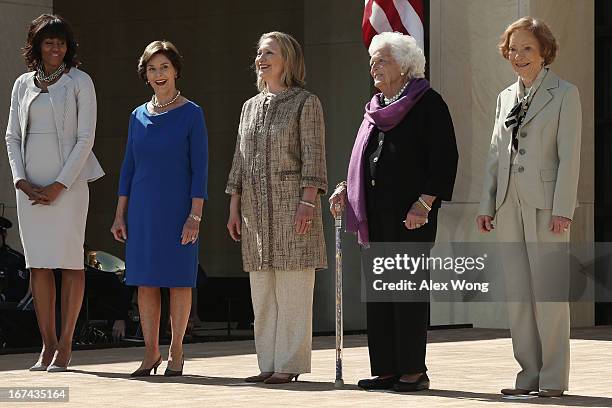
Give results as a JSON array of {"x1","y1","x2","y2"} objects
[{"x1": 362, "y1": 0, "x2": 425, "y2": 50}]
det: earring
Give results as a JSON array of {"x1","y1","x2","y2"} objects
[{"x1": 400, "y1": 72, "x2": 404, "y2": 76}]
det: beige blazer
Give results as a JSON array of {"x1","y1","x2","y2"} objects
[
  {"x1": 5, "y1": 68, "x2": 105, "y2": 189},
  {"x1": 479, "y1": 70, "x2": 581, "y2": 220},
  {"x1": 226, "y1": 87, "x2": 328, "y2": 272}
]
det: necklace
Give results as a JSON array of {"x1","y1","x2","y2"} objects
[
  {"x1": 36, "y1": 62, "x2": 66, "y2": 83},
  {"x1": 382, "y1": 80, "x2": 410, "y2": 106},
  {"x1": 151, "y1": 90, "x2": 181, "y2": 108}
]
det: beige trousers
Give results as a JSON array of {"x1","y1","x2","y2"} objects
[
  {"x1": 495, "y1": 171, "x2": 570, "y2": 391},
  {"x1": 249, "y1": 268, "x2": 315, "y2": 374}
]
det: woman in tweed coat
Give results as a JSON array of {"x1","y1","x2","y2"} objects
[{"x1": 226, "y1": 31, "x2": 327, "y2": 384}]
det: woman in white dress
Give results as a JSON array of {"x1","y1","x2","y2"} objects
[{"x1": 4, "y1": 14, "x2": 104, "y2": 372}]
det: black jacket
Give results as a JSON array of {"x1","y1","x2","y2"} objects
[{"x1": 364, "y1": 88, "x2": 458, "y2": 242}]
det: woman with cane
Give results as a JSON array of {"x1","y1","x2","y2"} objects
[{"x1": 330, "y1": 32, "x2": 458, "y2": 392}]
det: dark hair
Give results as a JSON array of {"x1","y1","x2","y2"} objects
[
  {"x1": 137, "y1": 40, "x2": 183, "y2": 83},
  {"x1": 22, "y1": 14, "x2": 80, "y2": 71}
]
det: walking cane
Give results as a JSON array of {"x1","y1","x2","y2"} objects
[{"x1": 334, "y1": 203, "x2": 344, "y2": 388}]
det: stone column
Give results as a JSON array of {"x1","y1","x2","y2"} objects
[{"x1": 429, "y1": 0, "x2": 594, "y2": 327}]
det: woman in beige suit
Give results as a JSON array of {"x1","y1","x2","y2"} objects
[
  {"x1": 226, "y1": 31, "x2": 327, "y2": 384},
  {"x1": 5, "y1": 14, "x2": 104, "y2": 372},
  {"x1": 477, "y1": 17, "x2": 581, "y2": 398}
]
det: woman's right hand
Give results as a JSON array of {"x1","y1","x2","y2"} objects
[
  {"x1": 329, "y1": 183, "x2": 346, "y2": 217},
  {"x1": 476, "y1": 215, "x2": 495, "y2": 233},
  {"x1": 111, "y1": 216, "x2": 127, "y2": 242},
  {"x1": 227, "y1": 210, "x2": 242, "y2": 242},
  {"x1": 227, "y1": 194, "x2": 242, "y2": 242}
]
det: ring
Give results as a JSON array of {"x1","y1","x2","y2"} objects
[{"x1": 305, "y1": 220, "x2": 312, "y2": 224}]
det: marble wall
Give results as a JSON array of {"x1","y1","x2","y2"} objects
[{"x1": 429, "y1": 0, "x2": 595, "y2": 327}]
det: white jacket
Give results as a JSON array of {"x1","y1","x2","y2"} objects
[{"x1": 5, "y1": 67, "x2": 105, "y2": 188}]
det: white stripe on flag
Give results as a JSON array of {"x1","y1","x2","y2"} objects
[
  {"x1": 393, "y1": 0, "x2": 424, "y2": 51},
  {"x1": 369, "y1": 1, "x2": 393, "y2": 35}
]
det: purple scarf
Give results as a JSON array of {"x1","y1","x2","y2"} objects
[{"x1": 346, "y1": 78, "x2": 431, "y2": 246}]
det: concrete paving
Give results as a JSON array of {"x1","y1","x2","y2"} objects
[{"x1": 0, "y1": 327, "x2": 611, "y2": 407}]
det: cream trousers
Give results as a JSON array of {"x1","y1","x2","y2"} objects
[
  {"x1": 249, "y1": 268, "x2": 315, "y2": 374},
  {"x1": 496, "y1": 171, "x2": 570, "y2": 391}
]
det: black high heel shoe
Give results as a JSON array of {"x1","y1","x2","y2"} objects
[
  {"x1": 130, "y1": 355, "x2": 162, "y2": 377},
  {"x1": 164, "y1": 356, "x2": 184, "y2": 377}
]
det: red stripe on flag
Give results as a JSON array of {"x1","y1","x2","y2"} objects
[
  {"x1": 408, "y1": 0, "x2": 425, "y2": 24},
  {"x1": 363, "y1": 0, "x2": 373, "y2": 28},
  {"x1": 362, "y1": 20, "x2": 377, "y2": 48},
  {"x1": 374, "y1": 0, "x2": 408, "y2": 34},
  {"x1": 362, "y1": 0, "x2": 375, "y2": 47}
]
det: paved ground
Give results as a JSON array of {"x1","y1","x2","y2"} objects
[{"x1": 0, "y1": 327, "x2": 611, "y2": 407}]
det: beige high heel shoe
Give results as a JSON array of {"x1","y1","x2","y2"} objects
[{"x1": 263, "y1": 373, "x2": 300, "y2": 384}]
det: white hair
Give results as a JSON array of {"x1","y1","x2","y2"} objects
[{"x1": 368, "y1": 32, "x2": 426, "y2": 79}]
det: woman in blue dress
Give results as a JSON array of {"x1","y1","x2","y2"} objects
[{"x1": 111, "y1": 40, "x2": 208, "y2": 377}]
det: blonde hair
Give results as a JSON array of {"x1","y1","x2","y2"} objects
[
  {"x1": 255, "y1": 32, "x2": 305, "y2": 92},
  {"x1": 498, "y1": 17, "x2": 558, "y2": 65}
]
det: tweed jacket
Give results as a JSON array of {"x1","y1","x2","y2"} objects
[
  {"x1": 479, "y1": 70, "x2": 581, "y2": 220},
  {"x1": 5, "y1": 68, "x2": 105, "y2": 189},
  {"x1": 226, "y1": 87, "x2": 328, "y2": 272}
]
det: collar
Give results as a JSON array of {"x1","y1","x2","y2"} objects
[{"x1": 518, "y1": 67, "x2": 549, "y2": 101}]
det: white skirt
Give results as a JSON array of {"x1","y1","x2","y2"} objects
[{"x1": 16, "y1": 131, "x2": 89, "y2": 269}]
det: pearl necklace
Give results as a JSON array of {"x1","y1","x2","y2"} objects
[
  {"x1": 151, "y1": 90, "x2": 181, "y2": 108},
  {"x1": 382, "y1": 80, "x2": 410, "y2": 106},
  {"x1": 36, "y1": 62, "x2": 66, "y2": 83}
]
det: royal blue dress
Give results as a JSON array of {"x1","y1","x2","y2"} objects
[{"x1": 118, "y1": 101, "x2": 208, "y2": 288}]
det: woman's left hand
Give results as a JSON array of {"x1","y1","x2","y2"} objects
[
  {"x1": 295, "y1": 203, "x2": 315, "y2": 235},
  {"x1": 549, "y1": 215, "x2": 571, "y2": 234},
  {"x1": 404, "y1": 202, "x2": 429, "y2": 230},
  {"x1": 181, "y1": 217, "x2": 200, "y2": 245},
  {"x1": 33, "y1": 182, "x2": 66, "y2": 205}
]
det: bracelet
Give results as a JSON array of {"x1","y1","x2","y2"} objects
[
  {"x1": 335, "y1": 181, "x2": 347, "y2": 190},
  {"x1": 189, "y1": 214, "x2": 202, "y2": 222},
  {"x1": 418, "y1": 197, "x2": 432, "y2": 212},
  {"x1": 299, "y1": 200, "x2": 316, "y2": 208}
]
